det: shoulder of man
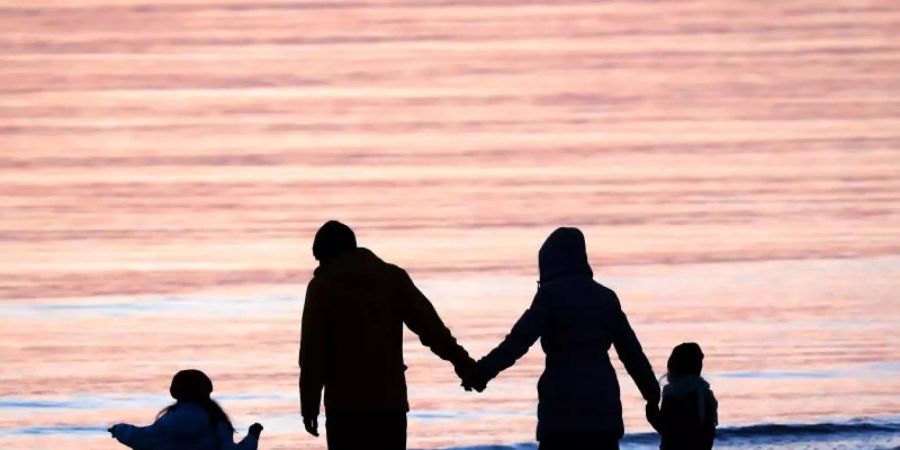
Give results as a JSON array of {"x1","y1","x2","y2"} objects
[
  {"x1": 592, "y1": 280, "x2": 615, "y2": 295},
  {"x1": 305, "y1": 274, "x2": 325, "y2": 294},
  {"x1": 379, "y1": 260, "x2": 409, "y2": 280}
]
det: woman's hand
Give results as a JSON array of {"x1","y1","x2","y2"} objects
[{"x1": 248, "y1": 423, "x2": 263, "y2": 437}]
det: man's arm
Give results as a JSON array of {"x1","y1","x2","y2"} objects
[
  {"x1": 398, "y1": 269, "x2": 473, "y2": 369},
  {"x1": 611, "y1": 294, "x2": 660, "y2": 406},
  {"x1": 298, "y1": 278, "x2": 326, "y2": 432}
]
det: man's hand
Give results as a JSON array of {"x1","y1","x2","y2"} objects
[
  {"x1": 303, "y1": 416, "x2": 319, "y2": 437},
  {"x1": 454, "y1": 358, "x2": 476, "y2": 388},
  {"x1": 248, "y1": 423, "x2": 264, "y2": 438}
]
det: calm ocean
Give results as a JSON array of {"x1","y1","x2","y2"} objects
[{"x1": 1, "y1": 1, "x2": 899, "y2": 449}]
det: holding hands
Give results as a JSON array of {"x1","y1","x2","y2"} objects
[{"x1": 455, "y1": 357, "x2": 489, "y2": 393}]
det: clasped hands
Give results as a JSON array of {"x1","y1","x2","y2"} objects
[{"x1": 454, "y1": 357, "x2": 489, "y2": 393}]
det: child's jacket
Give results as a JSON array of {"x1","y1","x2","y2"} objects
[
  {"x1": 111, "y1": 403, "x2": 259, "y2": 450},
  {"x1": 651, "y1": 375, "x2": 718, "y2": 450}
]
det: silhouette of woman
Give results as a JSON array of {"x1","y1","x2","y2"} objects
[
  {"x1": 108, "y1": 369, "x2": 263, "y2": 450},
  {"x1": 468, "y1": 227, "x2": 660, "y2": 450}
]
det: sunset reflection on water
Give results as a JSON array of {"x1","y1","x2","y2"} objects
[{"x1": 2, "y1": 1, "x2": 900, "y2": 449}]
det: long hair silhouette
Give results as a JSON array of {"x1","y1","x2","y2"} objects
[{"x1": 157, "y1": 369, "x2": 235, "y2": 433}]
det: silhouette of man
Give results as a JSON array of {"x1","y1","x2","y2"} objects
[{"x1": 299, "y1": 221, "x2": 476, "y2": 450}]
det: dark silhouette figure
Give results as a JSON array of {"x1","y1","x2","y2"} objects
[
  {"x1": 463, "y1": 227, "x2": 660, "y2": 450},
  {"x1": 108, "y1": 369, "x2": 263, "y2": 450},
  {"x1": 299, "y1": 221, "x2": 476, "y2": 450},
  {"x1": 646, "y1": 343, "x2": 718, "y2": 450}
]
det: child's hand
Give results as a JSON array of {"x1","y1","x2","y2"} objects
[
  {"x1": 248, "y1": 423, "x2": 263, "y2": 437},
  {"x1": 107, "y1": 424, "x2": 122, "y2": 438}
]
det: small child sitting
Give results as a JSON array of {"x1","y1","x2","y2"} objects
[
  {"x1": 109, "y1": 369, "x2": 263, "y2": 450},
  {"x1": 647, "y1": 342, "x2": 718, "y2": 450}
]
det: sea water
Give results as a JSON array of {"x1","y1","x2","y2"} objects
[{"x1": 2, "y1": 0, "x2": 900, "y2": 449}]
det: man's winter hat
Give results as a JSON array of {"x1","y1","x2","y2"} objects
[{"x1": 313, "y1": 220, "x2": 357, "y2": 262}]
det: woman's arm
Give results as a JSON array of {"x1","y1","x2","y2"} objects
[
  {"x1": 477, "y1": 290, "x2": 549, "y2": 382},
  {"x1": 611, "y1": 294, "x2": 660, "y2": 405}
]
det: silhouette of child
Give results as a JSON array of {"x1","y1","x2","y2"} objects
[
  {"x1": 646, "y1": 343, "x2": 718, "y2": 450},
  {"x1": 108, "y1": 369, "x2": 263, "y2": 450}
]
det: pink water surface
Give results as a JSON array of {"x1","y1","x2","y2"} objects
[{"x1": 1, "y1": 1, "x2": 899, "y2": 449}]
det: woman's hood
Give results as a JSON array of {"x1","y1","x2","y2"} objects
[{"x1": 538, "y1": 227, "x2": 593, "y2": 284}]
